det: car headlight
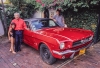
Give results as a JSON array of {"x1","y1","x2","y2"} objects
[
  {"x1": 89, "y1": 36, "x2": 93, "y2": 41},
  {"x1": 60, "y1": 43, "x2": 65, "y2": 49}
]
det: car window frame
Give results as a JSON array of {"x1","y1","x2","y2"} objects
[
  {"x1": 25, "y1": 21, "x2": 32, "y2": 30},
  {"x1": 30, "y1": 19, "x2": 60, "y2": 31},
  {"x1": 39, "y1": 19, "x2": 59, "y2": 28}
]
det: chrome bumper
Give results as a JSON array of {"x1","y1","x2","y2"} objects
[{"x1": 53, "y1": 42, "x2": 93, "y2": 58}]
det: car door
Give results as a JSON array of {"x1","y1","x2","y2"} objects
[
  {"x1": 24, "y1": 21, "x2": 35, "y2": 47},
  {"x1": 29, "y1": 20, "x2": 41, "y2": 48}
]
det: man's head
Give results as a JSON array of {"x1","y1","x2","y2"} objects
[{"x1": 14, "y1": 12, "x2": 20, "y2": 19}]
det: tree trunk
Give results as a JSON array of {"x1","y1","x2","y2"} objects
[
  {"x1": 0, "y1": 11, "x2": 6, "y2": 36},
  {"x1": 1, "y1": 0, "x2": 8, "y2": 36}
]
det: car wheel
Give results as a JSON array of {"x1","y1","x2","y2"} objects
[{"x1": 40, "y1": 44, "x2": 57, "y2": 65}]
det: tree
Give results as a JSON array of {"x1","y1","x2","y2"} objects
[
  {"x1": 6, "y1": 0, "x2": 36, "y2": 25},
  {"x1": 5, "y1": 0, "x2": 100, "y2": 28},
  {"x1": 9, "y1": 0, "x2": 26, "y2": 10},
  {"x1": 35, "y1": 0, "x2": 100, "y2": 12}
]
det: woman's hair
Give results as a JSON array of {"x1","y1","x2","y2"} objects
[
  {"x1": 56, "y1": 9, "x2": 62, "y2": 15},
  {"x1": 11, "y1": 23, "x2": 16, "y2": 27}
]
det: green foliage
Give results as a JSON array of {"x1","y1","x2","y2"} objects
[
  {"x1": 25, "y1": 0, "x2": 44, "y2": 11},
  {"x1": 35, "y1": 0, "x2": 100, "y2": 12},
  {"x1": 65, "y1": 10, "x2": 98, "y2": 32},
  {"x1": 2, "y1": 0, "x2": 99, "y2": 31},
  {"x1": 5, "y1": 0, "x2": 36, "y2": 25},
  {"x1": 9, "y1": 0, "x2": 26, "y2": 9},
  {"x1": 5, "y1": 6, "x2": 21, "y2": 25},
  {"x1": 90, "y1": 0, "x2": 99, "y2": 5}
]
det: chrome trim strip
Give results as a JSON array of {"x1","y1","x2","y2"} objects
[
  {"x1": 53, "y1": 50, "x2": 75, "y2": 55},
  {"x1": 73, "y1": 40, "x2": 90, "y2": 47},
  {"x1": 53, "y1": 42, "x2": 93, "y2": 56},
  {"x1": 73, "y1": 36, "x2": 93, "y2": 47}
]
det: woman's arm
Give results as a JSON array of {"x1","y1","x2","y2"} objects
[
  {"x1": 62, "y1": 16, "x2": 65, "y2": 24},
  {"x1": 62, "y1": 16, "x2": 67, "y2": 27},
  {"x1": 8, "y1": 28, "x2": 11, "y2": 40},
  {"x1": 53, "y1": 19, "x2": 56, "y2": 22},
  {"x1": 50, "y1": 15, "x2": 57, "y2": 22}
]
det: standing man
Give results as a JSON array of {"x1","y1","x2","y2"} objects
[
  {"x1": 11, "y1": 12, "x2": 27, "y2": 52},
  {"x1": 51, "y1": 9, "x2": 67, "y2": 27}
]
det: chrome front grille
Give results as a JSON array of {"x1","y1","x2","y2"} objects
[
  {"x1": 73, "y1": 36, "x2": 93, "y2": 47},
  {"x1": 73, "y1": 40, "x2": 81, "y2": 46}
]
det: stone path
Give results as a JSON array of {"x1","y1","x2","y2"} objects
[{"x1": 0, "y1": 37, "x2": 100, "y2": 68}]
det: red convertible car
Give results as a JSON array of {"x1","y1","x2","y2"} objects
[{"x1": 24, "y1": 18, "x2": 94, "y2": 64}]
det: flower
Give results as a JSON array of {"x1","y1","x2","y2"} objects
[
  {"x1": 42, "y1": 4, "x2": 45, "y2": 7},
  {"x1": 36, "y1": 0, "x2": 41, "y2": 3}
]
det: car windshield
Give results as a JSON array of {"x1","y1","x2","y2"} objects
[{"x1": 31, "y1": 19, "x2": 59, "y2": 30}]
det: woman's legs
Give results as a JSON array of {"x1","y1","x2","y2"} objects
[
  {"x1": 9, "y1": 37, "x2": 12, "y2": 51},
  {"x1": 10, "y1": 37, "x2": 16, "y2": 54}
]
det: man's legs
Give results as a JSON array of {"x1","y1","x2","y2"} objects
[
  {"x1": 15, "y1": 34, "x2": 19, "y2": 52},
  {"x1": 17, "y1": 31, "x2": 23, "y2": 51}
]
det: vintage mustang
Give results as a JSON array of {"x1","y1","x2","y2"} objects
[{"x1": 23, "y1": 18, "x2": 94, "y2": 64}]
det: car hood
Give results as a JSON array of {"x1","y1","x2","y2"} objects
[{"x1": 36, "y1": 27, "x2": 93, "y2": 42}]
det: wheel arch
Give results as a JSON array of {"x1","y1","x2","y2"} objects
[{"x1": 38, "y1": 42, "x2": 53, "y2": 54}]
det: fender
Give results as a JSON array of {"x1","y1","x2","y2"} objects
[{"x1": 38, "y1": 41, "x2": 55, "y2": 56}]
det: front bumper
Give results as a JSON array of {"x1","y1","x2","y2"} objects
[{"x1": 53, "y1": 42, "x2": 93, "y2": 59}]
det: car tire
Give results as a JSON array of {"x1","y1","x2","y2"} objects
[{"x1": 40, "y1": 44, "x2": 57, "y2": 65}]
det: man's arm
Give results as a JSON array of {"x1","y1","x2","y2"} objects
[{"x1": 23, "y1": 21, "x2": 28, "y2": 29}]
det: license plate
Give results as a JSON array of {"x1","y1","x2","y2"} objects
[{"x1": 79, "y1": 48, "x2": 86, "y2": 55}]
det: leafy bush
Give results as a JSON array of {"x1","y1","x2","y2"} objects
[
  {"x1": 5, "y1": 1, "x2": 36, "y2": 26},
  {"x1": 35, "y1": 0, "x2": 100, "y2": 12},
  {"x1": 5, "y1": 6, "x2": 20, "y2": 25},
  {"x1": 2, "y1": 0, "x2": 100, "y2": 31},
  {"x1": 64, "y1": 10, "x2": 98, "y2": 32}
]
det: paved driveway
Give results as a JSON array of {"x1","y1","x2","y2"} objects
[{"x1": 0, "y1": 37, "x2": 100, "y2": 68}]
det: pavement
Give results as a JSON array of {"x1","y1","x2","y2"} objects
[{"x1": 0, "y1": 37, "x2": 100, "y2": 68}]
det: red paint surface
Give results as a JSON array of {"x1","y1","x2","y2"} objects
[{"x1": 23, "y1": 27, "x2": 94, "y2": 59}]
